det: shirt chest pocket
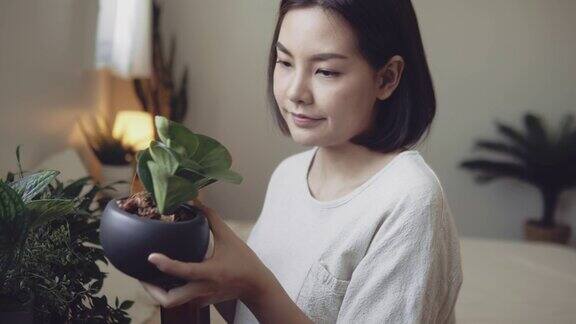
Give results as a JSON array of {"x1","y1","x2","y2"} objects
[{"x1": 295, "y1": 261, "x2": 350, "y2": 324}]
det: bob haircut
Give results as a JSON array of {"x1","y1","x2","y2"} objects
[{"x1": 267, "y1": 0, "x2": 436, "y2": 153}]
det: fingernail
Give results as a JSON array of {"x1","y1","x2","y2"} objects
[{"x1": 148, "y1": 253, "x2": 161, "y2": 263}]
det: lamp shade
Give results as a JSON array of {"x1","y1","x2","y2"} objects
[{"x1": 112, "y1": 111, "x2": 154, "y2": 151}]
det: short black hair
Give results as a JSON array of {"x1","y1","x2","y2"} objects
[{"x1": 267, "y1": 0, "x2": 436, "y2": 153}]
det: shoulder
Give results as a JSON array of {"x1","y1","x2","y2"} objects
[
  {"x1": 382, "y1": 151, "x2": 446, "y2": 208},
  {"x1": 258, "y1": 147, "x2": 315, "y2": 198}
]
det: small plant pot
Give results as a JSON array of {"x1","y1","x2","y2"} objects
[
  {"x1": 524, "y1": 219, "x2": 572, "y2": 245},
  {"x1": 0, "y1": 291, "x2": 35, "y2": 324},
  {"x1": 100, "y1": 164, "x2": 132, "y2": 198},
  {"x1": 99, "y1": 200, "x2": 213, "y2": 290}
]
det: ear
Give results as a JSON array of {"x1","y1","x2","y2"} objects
[{"x1": 375, "y1": 55, "x2": 405, "y2": 101}]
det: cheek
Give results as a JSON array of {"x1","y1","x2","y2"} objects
[
  {"x1": 273, "y1": 69, "x2": 285, "y2": 104},
  {"x1": 322, "y1": 79, "x2": 375, "y2": 127}
]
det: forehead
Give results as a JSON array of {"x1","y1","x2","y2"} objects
[{"x1": 278, "y1": 6, "x2": 358, "y2": 56}]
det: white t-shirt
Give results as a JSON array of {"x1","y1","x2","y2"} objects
[{"x1": 234, "y1": 146, "x2": 463, "y2": 324}]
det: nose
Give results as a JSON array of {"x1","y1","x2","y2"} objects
[{"x1": 287, "y1": 70, "x2": 312, "y2": 106}]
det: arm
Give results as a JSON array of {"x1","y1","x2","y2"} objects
[
  {"x1": 242, "y1": 275, "x2": 313, "y2": 324},
  {"x1": 336, "y1": 187, "x2": 463, "y2": 323},
  {"x1": 143, "y1": 200, "x2": 313, "y2": 324},
  {"x1": 214, "y1": 300, "x2": 237, "y2": 323}
]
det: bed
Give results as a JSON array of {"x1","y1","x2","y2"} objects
[
  {"x1": 99, "y1": 220, "x2": 576, "y2": 324},
  {"x1": 39, "y1": 148, "x2": 576, "y2": 323}
]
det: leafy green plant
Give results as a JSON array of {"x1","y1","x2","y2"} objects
[
  {"x1": 133, "y1": 0, "x2": 188, "y2": 123},
  {"x1": 460, "y1": 112, "x2": 576, "y2": 227},
  {"x1": 136, "y1": 116, "x2": 243, "y2": 215},
  {"x1": 0, "y1": 146, "x2": 133, "y2": 323},
  {"x1": 79, "y1": 114, "x2": 135, "y2": 166}
]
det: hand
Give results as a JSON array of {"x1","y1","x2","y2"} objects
[{"x1": 140, "y1": 199, "x2": 276, "y2": 309}]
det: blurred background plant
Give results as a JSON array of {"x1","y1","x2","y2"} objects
[
  {"x1": 460, "y1": 112, "x2": 576, "y2": 244},
  {"x1": 0, "y1": 146, "x2": 133, "y2": 323},
  {"x1": 132, "y1": 0, "x2": 189, "y2": 123},
  {"x1": 78, "y1": 113, "x2": 135, "y2": 166}
]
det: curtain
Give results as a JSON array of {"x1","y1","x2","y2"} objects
[{"x1": 95, "y1": 0, "x2": 151, "y2": 78}]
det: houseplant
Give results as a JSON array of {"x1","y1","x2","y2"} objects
[
  {"x1": 133, "y1": 0, "x2": 189, "y2": 123},
  {"x1": 0, "y1": 146, "x2": 133, "y2": 323},
  {"x1": 460, "y1": 112, "x2": 576, "y2": 244},
  {"x1": 99, "y1": 116, "x2": 243, "y2": 290},
  {"x1": 79, "y1": 113, "x2": 135, "y2": 198}
]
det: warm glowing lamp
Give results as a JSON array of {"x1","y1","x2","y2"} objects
[{"x1": 112, "y1": 110, "x2": 154, "y2": 151}]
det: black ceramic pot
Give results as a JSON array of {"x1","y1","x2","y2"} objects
[{"x1": 99, "y1": 200, "x2": 212, "y2": 290}]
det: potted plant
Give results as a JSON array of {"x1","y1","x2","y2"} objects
[
  {"x1": 0, "y1": 146, "x2": 133, "y2": 323},
  {"x1": 99, "y1": 116, "x2": 243, "y2": 290},
  {"x1": 460, "y1": 112, "x2": 576, "y2": 244},
  {"x1": 79, "y1": 113, "x2": 135, "y2": 198}
]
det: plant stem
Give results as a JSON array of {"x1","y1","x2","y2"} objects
[{"x1": 540, "y1": 188, "x2": 560, "y2": 227}]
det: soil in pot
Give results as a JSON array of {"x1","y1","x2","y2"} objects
[{"x1": 116, "y1": 192, "x2": 196, "y2": 223}]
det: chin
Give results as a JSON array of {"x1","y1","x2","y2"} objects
[{"x1": 289, "y1": 130, "x2": 322, "y2": 146}]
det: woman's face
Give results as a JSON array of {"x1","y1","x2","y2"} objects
[{"x1": 273, "y1": 6, "x2": 385, "y2": 148}]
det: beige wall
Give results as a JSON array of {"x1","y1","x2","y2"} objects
[
  {"x1": 160, "y1": 0, "x2": 576, "y2": 245},
  {"x1": 0, "y1": 0, "x2": 100, "y2": 173},
  {"x1": 1, "y1": 0, "x2": 574, "y2": 246},
  {"x1": 159, "y1": 0, "x2": 298, "y2": 223}
]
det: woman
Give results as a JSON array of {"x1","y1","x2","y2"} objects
[{"x1": 142, "y1": 0, "x2": 463, "y2": 323}]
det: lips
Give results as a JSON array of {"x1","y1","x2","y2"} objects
[{"x1": 291, "y1": 113, "x2": 325, "y2": 120}]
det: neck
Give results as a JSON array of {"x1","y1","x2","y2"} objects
[{"x1": 313, "y1": 143, "x2": 402, "y2": 185}]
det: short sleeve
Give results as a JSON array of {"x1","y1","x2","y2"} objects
[{"x1": 335, "y1": 184, "x2": 463, "y2": 324}]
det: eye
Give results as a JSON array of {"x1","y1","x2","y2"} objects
[
  {"x1": 316, "y1": 69, "x2": 340, "y2": 78},
  {"x1": 276, "y1": 60, "x2": 291, "y2": 68}
]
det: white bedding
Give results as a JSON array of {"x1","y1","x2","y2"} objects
[
  {"x1": 456, "y1": 237, "x2": 576, "y2": 323},
  {"x1": 100, "y1": 221, "x2": 576, "y2": 324}
]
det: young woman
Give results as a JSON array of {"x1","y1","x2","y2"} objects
[{"x1": 141, "y1": 0, "x2": 463, "y2": 323}]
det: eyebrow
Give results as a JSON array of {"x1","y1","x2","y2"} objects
[{"x1": 276, "y1": 42, "x2": 349, "y2": 61}]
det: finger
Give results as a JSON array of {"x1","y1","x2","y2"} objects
[
  {"x1": 140, "y1": 281, "x2": 169, "y2": 306},
  {"x1": 148, "y1": 253, "x2": 210, "y2": 280}
]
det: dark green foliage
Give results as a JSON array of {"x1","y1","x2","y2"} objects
[
  {"x1": 79, "y1": 114, "x2": 135, "y2": 166},
  {"x1": 0, "y1": 146, "x2": 133, "y2": 323},
  {"x1": 460, "y1": 113, "x2": 576, "y2": 227},
  {"x1": 137, "y1": 116, "x2": 242, "y2": 215}
]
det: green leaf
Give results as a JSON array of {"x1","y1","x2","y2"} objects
[
  {"x1": 136, "y1": 149, "x2": 155, "y2": 196},
  {"x1": 16, "y1": 145, "x2": 24, "y2": 178},
  {"x1": 5, "y1": 172, "x2": 15, "y2": 183},
  {"x1": 524, "y1": 113, "x2": 549, "y2": 146},
  {"x1": 155, "y1": 116, "x2": 199, "y2": 157},
  {"x1": 147, "y1": 161, "x2": 198, "y2": 214},
  {"x1": 192, "y1": 134, "x2": 232, "y2": 169},
  {"x1": 460, "y1": 159, "x2": 534, "y2": 185},
  {"x1": 61, "y1": 176, "x2": 92, "y2": 199},
  {"x1": 0, "y1": 181, "x2": 26, "y2": 247},
  {"x1": 180, "y1": 158, "x2": 204, "y2": 172},
  {"x1": 10, "y1": 170, "x2": 60, "y2": 202},
  {"x1": 202, "y1": 167, "x2": 243, "y2": 184},
  {"x1": 196, "y1": 178, "x2": 217, "y2": 189},
  {"x1": 0, "y1": 180, "x2": 25, "y2": 224},
  {"x1": 175, "y1": 167, "x2": 206, "y2": 186},
  {"x1": 25, "y1": 199, "x2": 76, "y2": 229},
  {"x1": 149, "y1": 141, "x2": 180, "y2": 174},
  {"x1": 119, "y1": 300, "x2": 134, "y2": 310}
]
